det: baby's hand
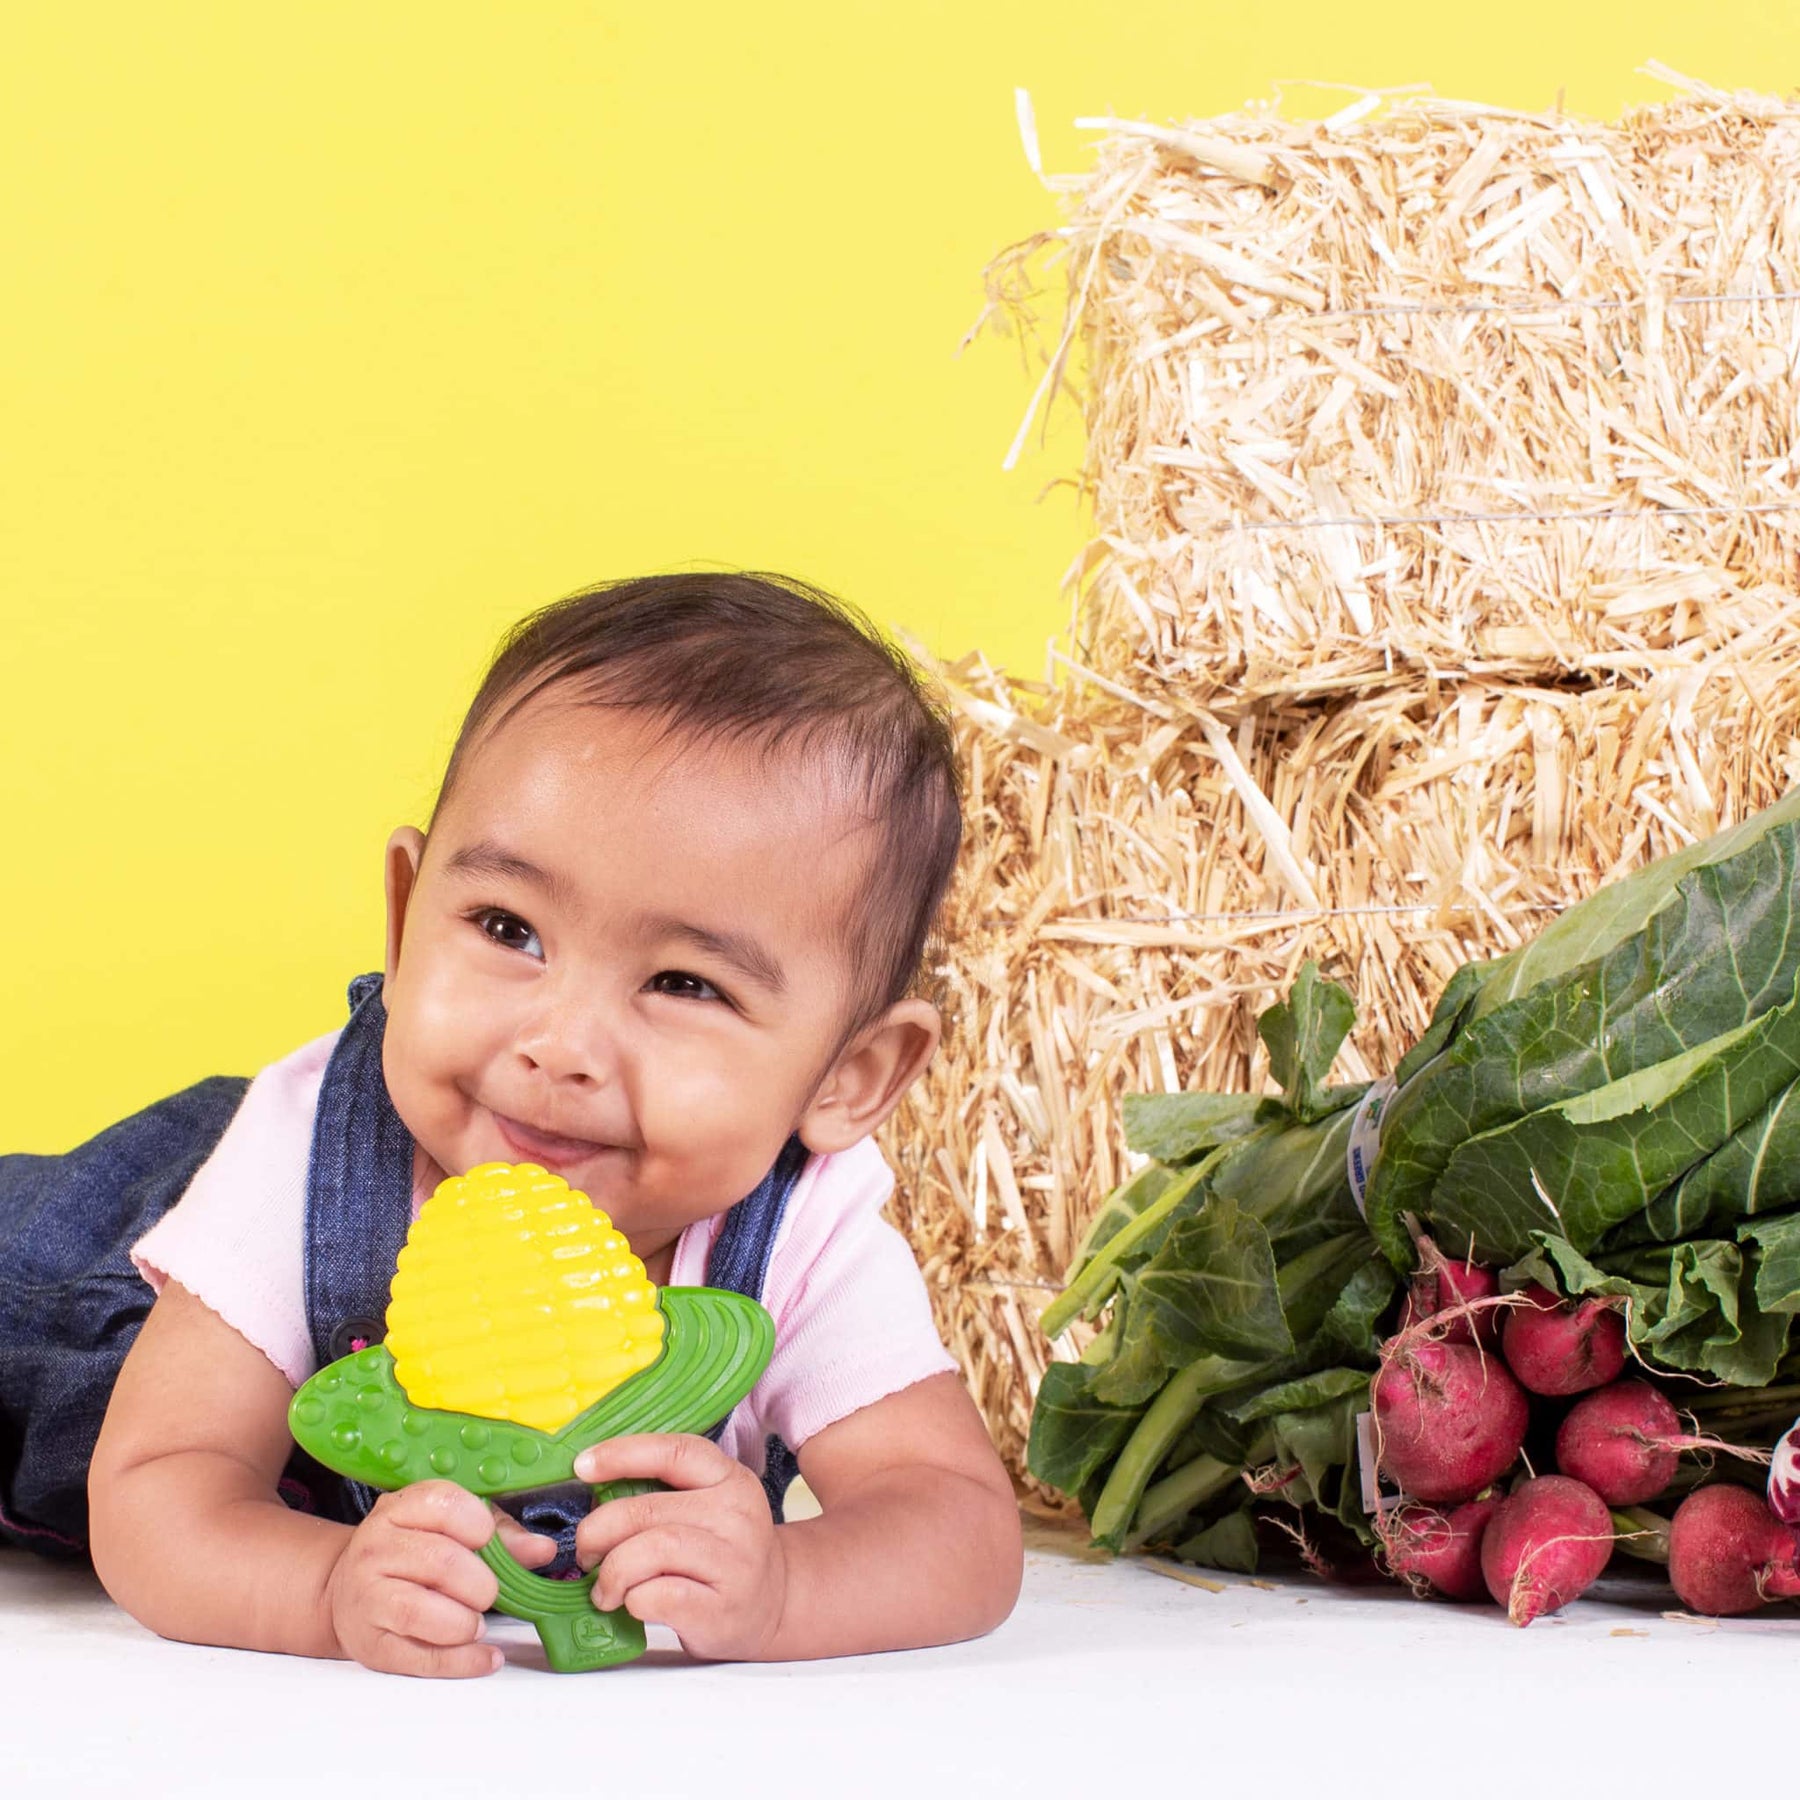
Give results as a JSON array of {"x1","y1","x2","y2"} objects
[
  {"x1": 573, "y1": 1435, "x2": 788, "y2": 1660},
  {"x1": 324, "y1": 1481, "x2": 555, "y2": 1678}
]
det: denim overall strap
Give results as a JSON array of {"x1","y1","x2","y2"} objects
[
  {"x1": 704, "y1": 1133, "x2": 811, "y2": 1519},
  {"x1": 292, "y1": 972, "x2": 417, "y2": 1524},
  {"x1": 303, "y1": 973, "x2": 414, "y2": 1372}
]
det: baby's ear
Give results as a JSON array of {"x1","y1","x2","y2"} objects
[
  {"x1": 383, "y1": 827, "x2": 427, "y2": 992},
  {"x1": 798, "y1": 999, "x2": 941, "y2": 1155}
]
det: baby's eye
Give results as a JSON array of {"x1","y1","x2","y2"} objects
[
  {"x1": 647, "y1": 969, "x2": 724, "y2": 1003},
  {"x1": 473, "y1": 909, "x2": 543, "y2": 960}
]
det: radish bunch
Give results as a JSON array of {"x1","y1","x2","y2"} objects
[{"x1": 1371, "y1": 1250, "x2": 1798, "y2": 1624}]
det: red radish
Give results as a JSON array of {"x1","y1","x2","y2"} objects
[
  {"x1": 1384, "y1": 1498, "x2": 1499, "y2": 1601},
  {"x1": 1371, "y1": 1339, "x2": 1529, "y2": 1503},
  {"x1": 1480, "y1": 1475, "x2": 1613, "y2": 1625},
  {"x1": 1398, "y1": 1245, "x2": 1503, "y2": 1349},
  {"x1": 1555, "y1": 1381, "x2": 1681, "y2": 1505},
  {"x1": 1501, "y1": 1284, "x2": 1627, "y2": 1396},
  {"x1": 1668, "y1": 1484, "x2": 1800, "y2": 1616}
]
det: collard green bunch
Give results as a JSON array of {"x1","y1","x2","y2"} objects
[{"x1": 1028, "y1": 789, "x2": 1800, "y2": 1568}]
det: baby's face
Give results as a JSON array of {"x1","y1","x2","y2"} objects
[{"x1": 378, "y1": 691, "x2": 921, "y2": 1267}]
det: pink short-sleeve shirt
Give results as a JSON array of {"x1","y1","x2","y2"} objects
[{"x1": 130, "y1": 1029, "x2": 956, "y2": 1469}]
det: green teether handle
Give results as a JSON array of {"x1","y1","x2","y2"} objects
[
  {"x1": 478, "y1": 1541, "x2": 639, "y2": 1673},
  {"x1": 481, "y1": 1478, "x2": 664, "y2": 1672}
]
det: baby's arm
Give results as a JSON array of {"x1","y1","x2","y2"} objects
[
  {"x1": 573, "y1": 1371, "x2": 1022, "y2": 1660},
  {"x1": 89, "y1": 1279, "x2": 545, "y2": 1675}
]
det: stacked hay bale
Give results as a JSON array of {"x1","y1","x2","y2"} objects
[{"x1": 879, "y1": 72, "x2": 1800, "y2": 1489}]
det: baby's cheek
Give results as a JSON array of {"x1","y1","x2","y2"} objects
[
  {"x1": 383, "y1": 996, "x2": 476, "y2": 1140},
  {"x1": 636, "y1": 1052, "x2": 798, "y2": 1195}
]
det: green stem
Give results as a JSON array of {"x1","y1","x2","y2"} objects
[
  {"x1": 1124, "y1": 1456, "x2": 1238, "y2": 1553},
  {"x1": 1039, "y1": 1169, "x2": 1205, "y2": 1340},
  {"x1": 1609, "y1": 1507, "x2": 1672, "y2": 1565},
  {"x1": 1089, "y1": 1356, "x2": 1258, "y2": 1552},
  {"x1": 1124, "y1": 1421, "x2": 1277, "y2": 1553}
]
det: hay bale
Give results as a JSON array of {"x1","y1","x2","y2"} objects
[
  {"x1": 893, "y1": 75, "x2": 1800, "y2": 1485},
  {"x1": 988, "y1": 70, "x2": 1800, "y2": 706}
]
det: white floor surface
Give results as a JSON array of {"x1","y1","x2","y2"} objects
[{"x1": 2, "y1": 1517, "x2": 1792, "y2": 1798}]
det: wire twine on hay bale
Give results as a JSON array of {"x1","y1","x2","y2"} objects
[{"x1": 879, "y1": 70, "x2": 1800, "y2": 1491}]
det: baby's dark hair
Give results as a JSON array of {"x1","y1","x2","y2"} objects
[{"x1": 430, "y1": 571, "x2": 963, "y2": 1031}]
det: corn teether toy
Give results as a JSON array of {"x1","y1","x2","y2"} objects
[{"x1": 288, "y1": 1161, "x2": 773, "y2": 1672}]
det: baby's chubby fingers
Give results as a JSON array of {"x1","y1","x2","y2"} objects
[
  {"x1": 589, "y1": 1524, "x2": 728, "y2": 1613},
  {"x1": 573, "y1": 1436, "x2": 765, "y2": 1569},
  {"x1": 379, "y1": 1478, "x2": 503, "y2": 1550},
  {"x1": 367, "y1": 1575, "x2": 494, "y2": 1651},
  {"x1": 575, "y1": 1432, "x2": 743, "y2": 1494},
  {"x1": 328, "y1": 1482, "x2": 508, "y2": 1676}
]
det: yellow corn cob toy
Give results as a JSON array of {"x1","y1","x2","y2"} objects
[
  {"x1": 385, "y1": 1161, "x2": 666, "y2": 1432},
  {"x1": 288, "y1": 1161, "x2": 774, "y2": 1672}
]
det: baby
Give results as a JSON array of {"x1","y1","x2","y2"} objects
[{"x1": 1, "y1": 571, "x2": 1022, "y2": 1675}]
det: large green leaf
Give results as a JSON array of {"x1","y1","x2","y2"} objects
[
  {"x1": 1088, "y1": 1280, "x2": 1185, "y2": 1407},
  {"x1": 1222, "y1": 1366, "x2": 1371, "y2": 1425},
  {"x1": 1025, "y1": 1361, "x2": 1147, "y2": 1494},
  {"x1": 1426, "y1": 989, "x2": 1800, "y2": 1258},
  {"x1": 1367, "y1": 816, "x2": 1800, "y2": 1264},
  {"x1": 1315, "y1": 1256, "x2": 1401, "y2": 1361},
  {"x1": 1038, "y1": 1161, "x2": 1210, "y2": 1341},
  {"x1": 1130, "y1": 1197, "x2": 1293, "y2": 1363},
  {"x1": 1624, "y1": 1081, "x2": 1800, "y2": 1244},
  {"x1": 1122, "y1": 1091, "x2": 1268, "y2": 1163},
  {"x1": 1264, "y1": 1388, "x2": 1370, "y2": 1536},
  {"x1": 1209, "y1": 1102, "x2": 1369, "y2": 1257},
  {"x1": 1739, "y1": 1212, "x2": 1800, "y2": 1315},
  {"x1": 1464, "y1": 787, "x2": 1800, "y2": 1024},
  {"x1": 1175, "y1": 1508, "x2": 1261, "y2": 1574}
]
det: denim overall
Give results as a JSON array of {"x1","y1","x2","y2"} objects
[{"x1": 0, "y1": 973, "x2": 804, "y2": 1562}]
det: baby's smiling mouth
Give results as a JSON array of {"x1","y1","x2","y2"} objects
[{"x1": 491, "y1": 1109, "x2": 618, "y2": 1171}]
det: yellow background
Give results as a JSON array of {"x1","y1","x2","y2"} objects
[{"x1": 6, "y1": 3, "x2": 1797, "y2": 1149}]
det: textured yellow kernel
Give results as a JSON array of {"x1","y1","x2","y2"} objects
[{"x1": 385, "y1": 1161, "x2": 665, "y2": 1432}]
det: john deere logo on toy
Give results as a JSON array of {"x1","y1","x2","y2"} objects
[{"x1": 385, "y1": 1161, "x2": 666, "y2": 1432}]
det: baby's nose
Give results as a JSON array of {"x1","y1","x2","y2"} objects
[{"x1": 515, "y1": 993, "x2": 618, "y2": 1086}]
